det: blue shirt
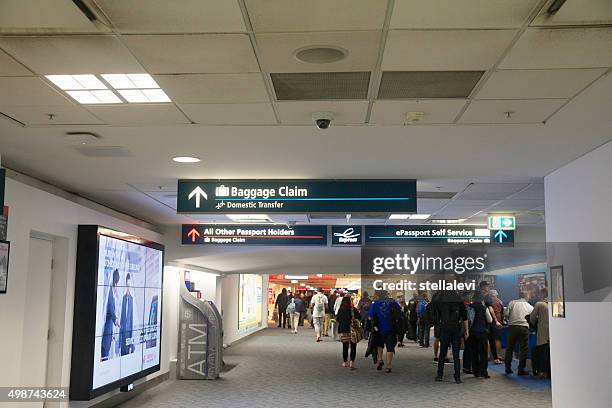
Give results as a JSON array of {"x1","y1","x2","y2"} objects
[
  {"x1": 417, "y1": 300, "x2": 428, "y2": 318},
  {"x1": 369, "y1": 298, "x2": 400, "y2": 336}
]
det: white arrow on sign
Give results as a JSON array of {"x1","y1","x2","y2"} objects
[
  {"x1": 188, "y1": 186, "x2": 208, "y2": 208},
  {"x1": 502, "y1": 218, "x2": 514, "y2": 227}
]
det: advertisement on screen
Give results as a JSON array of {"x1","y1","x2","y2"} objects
[
  {"x1": 92, "y1": 235, "x2": 163, "y2": 390},
  {"x1": 238, "y1": 274, "x2": 263, "y2": 333}
]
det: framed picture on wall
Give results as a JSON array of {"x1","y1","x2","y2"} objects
[
  {"x1": 550, "y1": 265, "x2": 565, "y2": 318},
  {"x1": 0, "y1": 240, "x2": 10, "y2": 294}
]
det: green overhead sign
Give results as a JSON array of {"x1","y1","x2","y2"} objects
[{"x1": 488, "y1": 215, "x2": 515, "y2": 230}]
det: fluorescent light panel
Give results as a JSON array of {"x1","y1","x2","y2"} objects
[
  {"x1": 46, "y1": 74, "x2": 107, "y2": 90},
  {"x1": 66, "y1": 90, "x2": 121, "y2": 104},
  {"x1": 101, "y1": 73, "x2": 160, "y2": 89},
  {"x1": 46, "y1": 73, "x2": 171, "y2": 104},
  {"x1": 389, "y1": 214, "x2": 431, "y2": 220},
  {"x1": 117, "y1": 88, "x2": 170, "y2": 103},
  {"x1": 226, "y1": 214, "x2": 271, "y2": 223}
]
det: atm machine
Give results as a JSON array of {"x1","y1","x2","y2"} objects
[{"x1": 177, "y1": 270, "x2": 223, "y2": 379}]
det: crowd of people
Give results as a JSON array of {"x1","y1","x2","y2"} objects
[{"x1": 273, "y1": 281, "x2": 551, "y2": 383}]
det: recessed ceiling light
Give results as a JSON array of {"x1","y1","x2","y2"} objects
[
  {"x1": 101, "y1": 73, "x2": 160, "y2": 89},
  {"x1": 66, "y1": 90, "x2": 121, "y2": 104},
  {"x1": 294, "y1": 46, "x2": 347, "y2": 64},
  {"x1": 172, "y1": 156, "x2": 201, "y2": 163},
  {"x1": 46, "y1": 74, "x2": 107, "y2": 90},
  {"x1": 389, "y1": 214, "x2": 410, "y2": 220}
]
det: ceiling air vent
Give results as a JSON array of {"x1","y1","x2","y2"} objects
[
  {"x1": 378, "y1": 71, "x2": 484, "y2": 99},
  {"x1": 271, "y1": 72, "x2": 370, "y2": 100},
  {"x1": 75, "y1": 146, "x2": 133, "y2": 157}
]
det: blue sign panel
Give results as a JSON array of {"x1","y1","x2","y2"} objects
[
  {"x1": 365, "y1": 225, "x2": 512, "y2": 246},
  {"x1": 331, "y1": 226, "x2": 363, "y2": 246},
  {"x1": 177, "y1": 180, "x2": 416, "y2": 214},
  {"x1": 182, "y1": 224, "x2": 327, "y2": 246}
]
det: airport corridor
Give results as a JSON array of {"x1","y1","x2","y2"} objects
[{"x1": 118, "y1": 327, "x2": 552, "y2": 408}]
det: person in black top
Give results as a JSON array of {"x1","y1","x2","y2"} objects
[
  {"x1": 336, "y1": 295, "x2": 361, "y2": 370},
  {"x1": 432, "y1": 289, "x2": 469, "y2": 384},
  {"x1": 407, "y1": 292, "x2": 418, "y2": 342},
  {"x1": 275, "y1": 288, "x2": 289, "y2": 328},
  {"x1": 468, "y1": 292, "x2": 493, "y2": 378}
]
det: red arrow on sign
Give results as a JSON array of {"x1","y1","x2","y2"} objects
[{"x1": 187, "y1": 228, "x2": 200, "y2": 243}]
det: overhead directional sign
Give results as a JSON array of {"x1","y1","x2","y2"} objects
[
  {"x1": 491, "y1": 229, "x2": 514, "y2": 244},
  {"x1": 182, "y1": 224, "x2": 327, "y2": 245},
  {"x1": 488, "y1": 215, "x2": 516, "y2": 230},
  {"x1": 365, "y1": 225, "x2": 504, "y2": 246},
  {"x1": 177, "y1": 179, "x2": 417, "y2": 214},
  {"x1": 331, "y1": 226, "x2": 363, "y2": 246}
]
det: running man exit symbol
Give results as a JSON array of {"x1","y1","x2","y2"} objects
[{"x1": 188, "y1": 186, "x2": 208, "y2": 208}]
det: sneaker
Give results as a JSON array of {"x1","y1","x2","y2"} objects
[
  {"x1": 455, "y1": 377, "x2": 462, "y2": 384},
  {"x1": 434, "y1": 357, "x2": 439, "y2": 362},
  {"x1": 444, "y1": 358, "x2": 452, "y2": 364},
  {"x1": 376, "y1": 361, "x2": 384, "y2": 371},
  {"x1": 505, "y1": 368, "x2": 514, "y2": 375},
  {"x1": 435, "y1": 376, "x2": 443, "y2": 382}
]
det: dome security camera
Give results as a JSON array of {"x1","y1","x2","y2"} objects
[{"x1": 312, "y1": 112, "x2": 335, "y2": 130}]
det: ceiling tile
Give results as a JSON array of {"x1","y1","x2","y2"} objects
[
  {"x1": 448, "y1": 199, "x2": 499, "y2": 207},
  {"x1": 0, "y1": 104, "x2": 103, "y2": 125},
  {"x1": 458, "y1": 99, "x2": 566, "y2": 124},
  {"x1": 531, "y1": 0, "x2": 612, "y2": 27},
  {"x1": 383, "y1": 30, "x2": 516, "y2": 70},
  {"x1": 370, "y1": 99, "x2": 466, "y2": 124},
  {"x1": 489, "y1": 199, "x2": 544, "y2": 211},
  {"x1": 122, "y1": 34, "x2": 259, "y2": 74},
  {"x1": 500, "y1": 27, "x2": 612, "y2": 69},
  {"x1": 245, "y1": 0, "x2": 387, "y2": 32},
  {"x1": 94, "y1": 0, "x2": 246, "y2": 33},
  {"x1": 275, "y1": 101, "x2": 368, "y2": 125},
  {"x1": 0, "y1": 35, "x2": 143, "y2": 74},
  {"x1": 508, "y1": 183, "x2": 544, "y2": 199},
  {"x1": 460, "y1": 182, "x2": 529, "y2": 196},
  {"x1": 416, "y1": 198, "x2": 451, "y2": 213},
  {"x1": 391, "y1": 0, "x2": 538, "y2": 29},
  {"x1": 476, "y1": 68, "x2": 606, "y2": 99},
  {"x1": 0, "y1": 77, "x2": 72, "y2": 106},
  {"x1": 256, "y1": 31, "x2": 381, "y2": 73},
  {"x1": 85, "y1": 104, "x2": 190, "y2": 125},
  {"x1": 179, "y1": 103, "x2": 276, "y2": 125},
  {"x1": 155, "y1": 74, "x2": 268, "y2": 104},
  {"x1": 0, "y1": 49, "x2": 33, "y2": 76},
  {"x1": 0, "y1": 0, "x2": 100, "y2": 33}
]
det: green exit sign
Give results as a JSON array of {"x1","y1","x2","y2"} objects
[{"x1": 488, "y1": 215, "x2": 515, "y2": 230}]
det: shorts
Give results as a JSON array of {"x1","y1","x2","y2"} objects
[
  {"x1": 374, "y1": 333, "x2": 397, "y2": 353},
  {"x1": 489, "y1": 324, "x2": 502, "y2": 340}
]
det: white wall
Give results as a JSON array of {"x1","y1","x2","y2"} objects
[
  {"x1": 0, "y1": 177, "x2": 178, "y2": 406},
  {"x1": 545, "y1": 140, "x2": 612, "y2": 408},
  {"x1": 221, "y1": 274, "x2": 269, "y2": 345}
]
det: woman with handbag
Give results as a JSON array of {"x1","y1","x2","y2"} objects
[{"x1": 336, "y1": 295, "x2": 362, "y2": 370}]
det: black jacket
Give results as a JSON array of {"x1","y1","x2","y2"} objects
[{"x1": 336, "y1": 307, "x2": 361, "y2": 333}]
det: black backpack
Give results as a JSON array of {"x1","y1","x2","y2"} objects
[{"x1": 439, "y1": 302, "x2": 463, "y2": 333}]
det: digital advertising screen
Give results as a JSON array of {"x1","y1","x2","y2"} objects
[
  {"x1": 238, "y1": 274, "x2": 263, "y2": 332},
  {"x1": 92, "y1": 235, "x2": 163, "y2": 389},
  {"x1": 70, "y1": 226, "x2": 164, "y2": 401}
]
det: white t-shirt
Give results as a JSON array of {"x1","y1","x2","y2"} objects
[{"x1": 310, "y1": 293, "x2": 328, "y2": 318}]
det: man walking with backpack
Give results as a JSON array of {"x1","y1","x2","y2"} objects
[
  {"x1": 310, "y1": 289, "x2": 328, "y2": 342},
  {"x1": 432, "y1": 289, "x2": 469, "y2": 384}
]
